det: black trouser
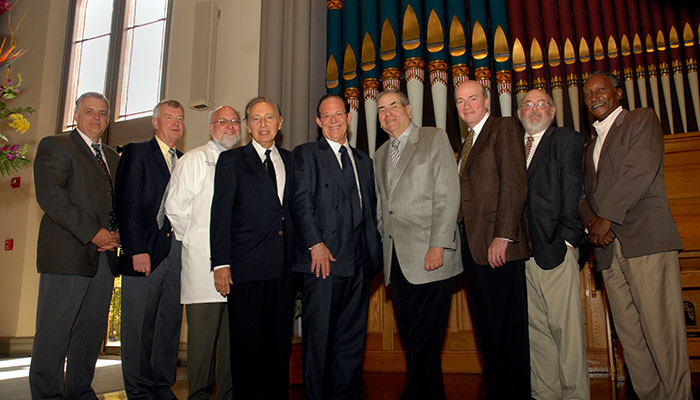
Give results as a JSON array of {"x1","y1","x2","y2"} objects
[{"x1": 390, "y1": 247, "x2": 453, "y2": 400}]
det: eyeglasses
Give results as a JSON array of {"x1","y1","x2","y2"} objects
[
  {"x1": 520, "y1": 100, "x2": 550, "y2": 110},
  {"x1": 212, "y1": 118, "x2": 241, "y2": 126}
]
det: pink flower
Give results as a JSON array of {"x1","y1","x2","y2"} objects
[{"x1": 0, "y1": 0, "x2": 11, "y2": 16}]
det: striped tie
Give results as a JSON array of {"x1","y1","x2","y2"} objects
[{"x1": 388, "y1": 138, "x2": 400, "y2": 186}]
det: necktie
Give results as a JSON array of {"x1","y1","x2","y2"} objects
[
  {"x1": 339, "y1": 146, "x2": 362, "y2": 227},
  {"x1": 456, "y1": 127, "x2": 474, "y2": 223},
  {"x1": 91, "y1": 143, "x2": 116, "y2": 230},
  {"x1": 264, "y1": 148, "x2": 277, "y2": 188},
  {"x1": 388, "y1": 138, "x2": 400, "y2": 186},
  {"x1": 168, "y1": 148, "x2": 177, "y2": 172},
  {"x1": 524, "y1": 135, "x2": 534, "y2": 161},
  {"x1": 157, "y1": 149, "x2": 177, "y2": 229}
]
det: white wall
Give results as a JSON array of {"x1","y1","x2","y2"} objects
[{"x1": 0, "y1": 0, "x2": 262, "y2": 349}]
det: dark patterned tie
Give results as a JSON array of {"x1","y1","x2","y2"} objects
[
  {"x1": 339, "y1": 146, "x2": 362, "y2": 227},
  {"x1": 91, "y1": 143, "x2": 116, "y2": 230},
  {"x1": 456, "y1": 126, "x2": 474, "y2": 223},
  {"x1": 525, "y1": 135, "x2": 535, "y2": 161}
]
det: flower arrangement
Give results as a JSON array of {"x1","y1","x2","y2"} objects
[{"x1": 0, "y1": 0, "x2": 33, "y2": 176}]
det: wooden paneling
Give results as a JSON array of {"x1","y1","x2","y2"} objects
[{"x1": 361, "y1": 131, "x2": 700, "y2": 375}]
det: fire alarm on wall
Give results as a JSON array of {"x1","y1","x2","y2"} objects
[
  {"x1": 10, "y1": 177, "x2": 20, "y2": 188},
  {"x1": 4, "y1": 239, "x2": 14, "y2": 251}
]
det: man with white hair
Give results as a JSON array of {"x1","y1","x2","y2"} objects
[
  {"x1": 517, "y1": 89, "x2": 588, "y2": 399},
  {"x1": 165, "y1": 105, "x2": 241, "y2": 400}
]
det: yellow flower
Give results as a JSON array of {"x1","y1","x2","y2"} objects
[{"x1": 8, "y1": 113, "x2": 29, "y2": 134}]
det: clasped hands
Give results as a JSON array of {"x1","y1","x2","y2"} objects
[
  {"x1": 91, "y1": 228, "x2": 119, "y2": 252},
  {"x1": 586, "y1": 216, "x2": 616, "y2": 247}
]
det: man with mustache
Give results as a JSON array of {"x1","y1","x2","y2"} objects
[
  {"x1": 517, "y1": 89, "x2": 588, "y2": 399},
  {"x1": 165, "y1": 105, "x2": 242, "y2": 400},
  {"x1": 579, "y1": 71, "x2": 690, "y2": 399}
]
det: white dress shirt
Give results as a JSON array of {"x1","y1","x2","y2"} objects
[
  {"x1": 325, "y1": 137, "x2": 362, "y2": 205},
  {"x1": 251, "y1": 139, "x2": 286, "y2": 204},
  {"x1": 592, "y1": 106, "x2": 624, "y2": 171}
]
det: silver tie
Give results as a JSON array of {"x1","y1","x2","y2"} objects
[{"x1": 387, "y1": 138, "x2": 400, "y2": 186}]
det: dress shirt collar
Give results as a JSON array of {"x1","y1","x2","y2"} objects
[
  {"x1": 592, "y1": 106, "x2": 623, "y2": 141},
  {"x1": 525, "y1": 127, "x2": 547, "y2": 168},
  {"x1": 391, "y1": 123, "x2": 414, "y2": 158},
  {"x1": 251, "y1": 138, "x2": 279, "y2": 162},
  {"x1": 211, "y1": 139, "x2": 228, "y2": 152},
  {"x1": 324, "y1": 137, "x2": 351, "y2": 155},
  {"x1": 76, "y1": 128, "x2": 102, "y2": 147}
]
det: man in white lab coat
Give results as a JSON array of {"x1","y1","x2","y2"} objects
[{"x1": 165, "y1": 105, "x2": 241, "y2": 400}]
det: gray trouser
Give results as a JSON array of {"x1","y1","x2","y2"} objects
[{"x1": 185, "y1": 302, "x2": 231, "y2": 400}]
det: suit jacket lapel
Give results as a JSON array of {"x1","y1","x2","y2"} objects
[
  {"x1": 280, "y1": 148, "x2": 292, "y2": 205},
  {"x1": 318, "y1": 140, "x2": 350, "y2": 198},
  {"x1": 149, "y1": 137, "x2": 171, "y2": 176},
  {"x1": 352, "y1": 148, "x2": 373, "y2": 210},
  {"x1": 70, "y1": 130, "x2": 114, "y2": 187},
  {"x1": 390, "y1": 125, "x2": 419, "y2": 194},
  {"x1": 243, "y1": 142, "x2": 278, "y2": 199},
  {"x1": 375, "y1": 144, "x2": 388, "y2": 194},
  {"x1": 596, "y1": 109, "x2": 627, "y2": 183},
  {"x1": 527, "y1": 126, "x2": 554, "y2": 178},
  {"x1": 465, "y1": 115, "x2": 492, "y2": 170}
]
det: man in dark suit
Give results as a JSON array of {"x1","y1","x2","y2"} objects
[
  {"x1": 517, "y1": 89, "x2": 589, "y2": 399},
  {"x1": 291, "y1": 94, "x2": 382, "y2": 399},
  {"x1": 30, "y1": 92, "x2": 120, "y2": 399},
  {"x1": 455, "y1": 80, "x2": 530, "y2": 399},
  {"x1": 579, "y1": 72, "x2": 690, "y2": 399},
  {"x1": 211, "y1": 97, "x2": 296, "y2": 399},
  {"x1": 116, "y1": 99, "x2": 184, "y2": 399}
]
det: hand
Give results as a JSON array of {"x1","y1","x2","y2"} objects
[
  {"x1": 587, "y1": 216, "x2": 615, "y2": 247},
  {"x1": 91, "y1": 228, "x2": 120, "y2": 251},
  {"x1": 310, "y1": 242, "x2": 335, "y2": 279},
  {"x1": 424, "y1": 247, "x2": 444, "y2": 271},
  {"x1": 214, "y1": 267, "x2": 233, "y2": 296},
  {"x1": 132, "y1": 253, "x2": 151, "y2": 277},
  {"x1": 487, "y1": 237, "x2": 509, "y2": 268}
]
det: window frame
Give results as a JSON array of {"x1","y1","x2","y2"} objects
[{"x1": 57, "y1": 0, "x2": 174, "y2": 144}]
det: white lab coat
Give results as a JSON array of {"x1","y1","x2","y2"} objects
[{"x1": 165, "y1": 140, "x2": 227, "y2": 304}]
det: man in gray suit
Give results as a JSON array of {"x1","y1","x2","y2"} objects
[
  {"x1": 374, "y1": 89, "x2": 462, "y2": 400},
  {"x1": 30, "y1": 92, "x2": 120, "y2": 399},
  {"x1": 579, "y1": 71, "x2": 691, "y2": 399}
]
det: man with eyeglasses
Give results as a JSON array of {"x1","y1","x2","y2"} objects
[
  {"x1": 291, "y1": 94, "x2": 382, "y2": 399},
  {"x1": 210, "y1": 97, "x2": 296, "y2": 398},
  {"x1": 517, "y1": 89, "x2": 588, "y2": 400},
  {"x1": 164, "y1": 105, "x2": 241, "y2": 400},
  {"x1": 579, "y1": 71, "x2": 690, "y2": 399},
  {"x1": 116, "y1": 99, "x2": 185, "y2": 399},
  {"x1": 454, "y1": 80, "x2": 530, "y2": 398}
]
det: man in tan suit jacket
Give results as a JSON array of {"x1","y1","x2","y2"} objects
[
  {"x1": 455, "y1": 80, "x2": 531, "y2": 399},
  {"x1": 579, "y1": 71, "x2": 690, "y2": 399},
  {"x1": 374, "y1": 89, "x2": 462, "y2": 400}
]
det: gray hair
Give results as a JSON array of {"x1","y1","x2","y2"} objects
[
  {"x1": 245, "y1": 96, "x2": 282, "y2": 120},
  {"x1": 152, "y1": 99, "x2": 184, "y2": 118},
  {"x1": 377, "y1": 89, "x2": 410, "y2": 106},
  {"x1": 75, "y1": 92, "x2": 110, "y2": 114},
  {"x1": 584, "y1": 71, "x2": 622, "y2": 90},
  {"x1": 209, "y1": 105, "x2": 240, "y2": 123}
]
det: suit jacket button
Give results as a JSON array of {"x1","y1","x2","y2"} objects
[
  {"x1": 166, "y1": 232, "x2": 171, "y2": 237},
  {"x1": 332, "y1": 231, "x2": 336, "y2": 235},
  {"x1": 389, "y1": 210, "x2": 393, "y2": 214},
  {"x1": 388, "y1": 235, "x2": 392, "y2": 240},
  {"x1": 278, "y1": 230, "x2": 284, "y2": 236}
]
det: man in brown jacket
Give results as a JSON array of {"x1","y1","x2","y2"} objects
[
  {"x1": 455, "y1": 80, "x2": 531, "y2": 399},
  {"x1": 579, "y1": 71, "x2": 690, "y2": 399}
]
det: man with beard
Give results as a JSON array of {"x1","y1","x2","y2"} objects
[
  {"x1": 165, "y1": 105, "x2": 242, "y2": 400},
  {"x1": 579, "y1": 71, "x2": 690, "y2": 399},
  {"x1": 517, "y1": 89, "x2": 588, "y2": 399}
]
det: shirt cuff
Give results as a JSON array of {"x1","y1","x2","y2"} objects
[{"x1": 213, "y1": 265, "x2": 230, "y2": 271}]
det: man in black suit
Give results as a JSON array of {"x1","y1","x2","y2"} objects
[
  {"x1": 30, "y1": 92, "x2": 120, "y2": 399},
  {"x1": 211, "y1": 97, "x2": 296, "y2": 399},
  {"x1": 517, "y1": 89, "x2": 588, "y2": 399},
  {"x1": 116, "y1": 99, "x2": 184, "y2": 399},
  {"x1": 291, "y1": 94, "x2": 382, "y2": 399}
]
